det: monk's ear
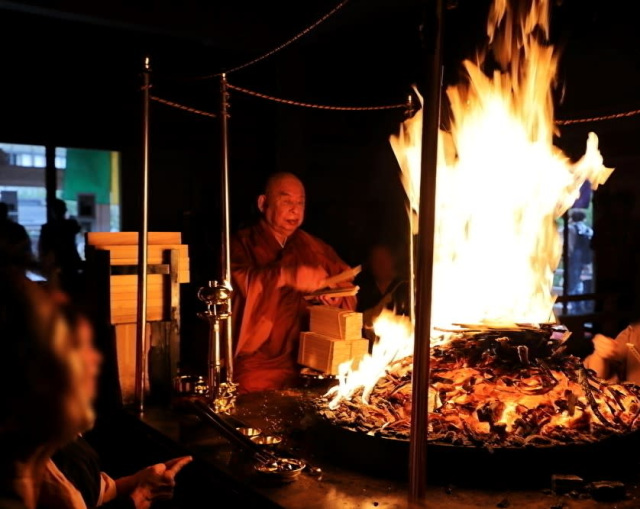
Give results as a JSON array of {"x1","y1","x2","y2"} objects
[{"x1": 257, "y1": 194, "x2": 267, "y2": 213}]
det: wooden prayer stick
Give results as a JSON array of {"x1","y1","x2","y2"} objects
[
  {"x1": 321, "y1": 265, "x2": 362, "y2": 288},
  {"x1": 303, "y1": 285, "x2": 359, "y2": 301}
]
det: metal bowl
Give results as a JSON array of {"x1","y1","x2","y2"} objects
[
  {"x1": 251, "y1": 435, "x2": 283, "y2": 446},
  {"x1": 236, "y1": 427, "x2": 262, "y2": 437},
  {"x1": 254, "y1": 458, "x2": 306, "y2": 482}
]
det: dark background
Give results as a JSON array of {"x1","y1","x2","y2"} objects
[{"x1": 1, "y1": 0, "x2": 639, "y2": 364}]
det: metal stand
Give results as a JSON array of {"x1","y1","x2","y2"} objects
[
  {"x1": 219, "y1": 74, "x2": 235, "y2": 384},
  {"x1": 197, "y1": 280, "x2": 237, "y2": 413},
  {"x1": 135, "y1": 56, "x2": 151, "y2": 414}
]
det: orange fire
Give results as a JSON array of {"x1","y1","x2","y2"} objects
[{"x1": 329, "y1": 0, "x2": 614, "y2": 408}]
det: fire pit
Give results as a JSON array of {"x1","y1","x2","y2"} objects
[
  {"x1": 307, "y1": 323, "x2": 640, "y2": 488},
  {"x1": 303, "y1": 0, "x2": 628, "y2": 486},
  {"x1": 318, "y1": 324, "x2": 640, "y2": 448}
]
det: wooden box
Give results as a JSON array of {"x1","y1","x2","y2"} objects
[
  {"x1": 86, "y1": 231, "x2": 190, "y2": 325},
  {"x1": 298, "y1": 331, "x2": 369, "y2": 375},
  {"x1": 85, "y1": 232, "x2": 189, "y2": 405},
  {"x1": 309, "y1": 305, "x2": 363, "y2": 339}
]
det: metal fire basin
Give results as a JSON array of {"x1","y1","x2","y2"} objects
[{"x1": 136, "y1": 387, "x2": 640, "y2": 508}]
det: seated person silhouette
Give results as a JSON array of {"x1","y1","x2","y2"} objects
[{"x1": 39, "y1": 199, "x2": 83, "y2": 294}]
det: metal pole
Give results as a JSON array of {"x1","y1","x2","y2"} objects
[
  {"x1": 135, "y1": 56, "x2": 151, "y2": 413},
  {"x1": 562, "y1": 212, "x2": 569, "y2": 315},
  {"x1": 409, "y1": 0, "x2": 444, "y2": 503},
  {"x1": 405, "y1": 94, "x2": 417, "y2": 328},
  {"x1": 409, "y1": 218, "x2": 416, "y2": 327},
  {"x1": 45, "y1": 145, "x2": 57, "y2": 224},
  {"x1": 220, "y1": 74, "x2": 234, "y2": 383}
]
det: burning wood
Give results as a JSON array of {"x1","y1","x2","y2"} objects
[{"x1": 317, "y1": 326, "x2": 640, "y2": 447}]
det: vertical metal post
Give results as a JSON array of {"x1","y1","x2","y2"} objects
[
  {"x1": 220, "y1": 74, "x2": 234, "y2": 383},
  {"x1": 45, "y1": 145, "x2": 57, "y2": 223},
  {"x1": 404, "y1": 94, "x2": 417, "y2": 328},
  {"x1": 409, "y1": 218, "x2": 416, "y2": 327},
  {"x1": 135, "y1": 56, "x2": 151, "y2": 413},
  {"x1": 562, "y1": 212, "x2": 569, "y2": 315},
  {"x1": 409, "y1": 0, "x2": 444, "y2": 503}
]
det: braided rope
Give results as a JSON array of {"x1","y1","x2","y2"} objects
[
  {"x1": 191, "y1": 0, "x2": 350, "y2": 80},
  {"x1": 150, "y1": 95, "x2": 217, "y2": 118},
  {"x1": 149, "y1": 87, "x2": 640, "y2": 124},
  {"x1": 556, "y1": 108, "x2": 640, "y2": 125},
  {"x1": 227, "y1": 83, "x2": 407, "y2": 111}
]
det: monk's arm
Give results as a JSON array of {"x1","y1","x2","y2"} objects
[
  {"x1": 230, "y1": 240, "x2": 283, "y2": 298},
  {"x1": 231, "y1": 238, "x2": 323, "y2": 297}
]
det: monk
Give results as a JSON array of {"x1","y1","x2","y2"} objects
[{"x1": 231, "y1": 172, "x2": 356, "y2": 393}]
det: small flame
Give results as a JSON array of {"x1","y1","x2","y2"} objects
[
  {"x1": 327, "y1": 310, "x2": 413, "y2": 408},
  {"x1": 328, "y1": 0, "x2": 613, "y2": 407}
]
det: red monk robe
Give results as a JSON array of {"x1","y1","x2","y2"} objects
[{"x1": 231, "y1": 220, "x2": 356, "y2": 393}]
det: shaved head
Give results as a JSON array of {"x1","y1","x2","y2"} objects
[
  {"x1": 258, "y1": 172, "x2": 306, "y2": 242},
  {"x1": 264, "y1": 172, "x2": 303, "y2": 197}
]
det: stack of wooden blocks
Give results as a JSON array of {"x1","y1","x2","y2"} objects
[
  {"x1": 298, "y1": 305, "x2": 369, "y2": 375},
  {"x1": 85, "y1": 232, "x2": 189, "y2": 405}
]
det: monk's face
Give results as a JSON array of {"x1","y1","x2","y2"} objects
[{"x1": 259, "y1": 176, "x2": 306, "y2": 238}]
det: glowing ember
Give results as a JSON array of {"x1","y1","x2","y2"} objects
[{"x1": 322, "y1": 0, "x2": 629, "y2": 444}]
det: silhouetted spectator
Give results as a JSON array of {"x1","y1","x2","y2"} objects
[
  {"x1": 567, "y1": 209, "x2": 593, "y2": 313},
  {"x1": 39, "y1": 199, "x2": 83, "y2": 294},
  {"x1": 0, "y1": 270, "x2": 94, "y2": 509},
  {"x1": 0, "y1": 202, "x2": 32, "y2": 269},
  {"x1": 41, "y1": 307, "x2": 192, "y2": 509}
]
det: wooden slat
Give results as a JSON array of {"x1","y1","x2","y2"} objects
[
  {"x1": 94, "y1": 244, "x2": 188, "y2": 259},
  {"x1": 109, "y1": 270, "x2": 189, "y2": 287},
  {"x1": 111, "y1": 307, "x2": 164, "y2": 324},
  {"x1": 110, "y1": 274, "x2": 165, "y2": 287},
  {"x1": 114, "y1": 323, "x2": 152, "y2": 404},
  {"x1": 87, "y1": 231, "x2": 182, "y2": 247},
  {"x1": 90, "y1": 244, "x2": 190, "y2": 284},
  {"x1": 109, "y1": 282, "x2": 163, "y2": 293},
  {"x1": 110, "y1": 297, "x2": 164, "y2": 307},
  {"x1": 110, "y1": 301, "x2": 164, "y2": 311},
  {"x1": 108, "y1": 259, "x2": 190, "y2": 282}
]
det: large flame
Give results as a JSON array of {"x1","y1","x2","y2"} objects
[{"x1": 330, "y1": 0, "x2": 613, "y2": 407}]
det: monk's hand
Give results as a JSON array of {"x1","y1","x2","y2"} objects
[
  {"x1": 282, "y1": 265, "x2": 328, "y2": 292},
  {"x1": 319, "y1": 295, "x2": 341, "y2": 306}
]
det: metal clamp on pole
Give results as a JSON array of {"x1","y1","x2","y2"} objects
[{"x1": 197, "y1": 281, "x2": 236, "y2": 413}]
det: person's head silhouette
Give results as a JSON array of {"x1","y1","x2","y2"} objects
[
  {"x1": 52, "y1": 199, "x2": 68, "y2": 221},
  {"x1": 570, "y1": 209, "x2": 586, "y2": 223}
]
